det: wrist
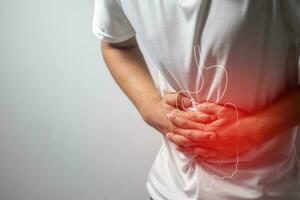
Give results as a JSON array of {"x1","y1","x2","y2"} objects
[
  {"x1": 138, "y1": 95, "x2": 162, "y2": 122},
  {"x1": 242, "y1": 114, "x2": 276, "y2": 146}
]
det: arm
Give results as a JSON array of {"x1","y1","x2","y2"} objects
[
  {"x1": 101, "y1": 37, "x2": 161, "y2": 118},
  {"x1": 167, "y1": 86, "x2": 300, "y2": 160},
  {"x1": 101, "y1": 37, "x2": 213, "y2": 137},
  {"x1": 247, "y1": 86, "x2": 300, "y2": 143}
]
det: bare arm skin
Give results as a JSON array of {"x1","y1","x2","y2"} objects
[
  {"x1": 101, "y1": 37, "x2": 300, "y2": 160},
  {"x1": 101, "y1": 37, "x2": 215, "y2": 142},
  {"x1": 168, "y1": 86, "x2": 300, "y2": 160},
  {"x1": 101, "y1": 37, "x2": 161, "y2": 118},
  {"x1": 247, "y1": 86, "x2": 300, "y2": 143}
]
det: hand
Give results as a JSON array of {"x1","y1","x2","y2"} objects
[
  {"x1": 142, "y1": 93, "x2": 216, "y2": 148},
  {"x1": 167, "y1": 101, "x2": 245, "y2": 141},
  {"x1": 173, "y1": 118, "x2": 260, "y2": 161},
  {"x1": 191, "y1": 87, "x2": 300, "y2": 161},
  {"x1": 166, "y1": 101, "x2": 247, "y2": 159},
  {"x1": 173, "y1": 104, "x2": 266, "y2": 161},
  {"x1": 191, "y1": 116, "x2": 261, "y2": 161},
  {"x1": 193, "y1": 102, "x2": 256, "y2": 160},
  {"x1": 196, "y1": 101, "x2": 246, "y2": 130}
]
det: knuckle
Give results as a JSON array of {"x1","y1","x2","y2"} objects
[
  {"x1": 191, "y1": 113, "x2": 198, "y2": 119},
  {"x1": 175, "y1": 137, "x2": 184, "y2": 145},
  {"x1": 166, "y1": 134, "x2": 171, "y2": 141},
  {"x1": 166, "y1": 133, "x2": 172, "y2": 139},
  {"x1": 173, "y1": 117, "x2": 179, "y2": 124},
  {"x1": 191, "y1": 131, "x2": 204, "y2": 141},
  {"x1": 172, "y1": 110, "x2": 180, "y2": 116},
  {"x1": 197, "y1": 123, "x2": 205, "y2": 130},
  {"x1": 181, "y1": 139, "x2": 190, "y2": 146},
  {"x1": 180, "y1": 120, "x2": 187, "y2": 126},
  {"x1": 185, "y1": 130, "x2": 193, "y2": 138},
  {"x1": 174, "y1": 136, "x2": 188, "y2": 146},
  {"x1": 175, "y1": 118, "x2": 185, "y2": 125}
]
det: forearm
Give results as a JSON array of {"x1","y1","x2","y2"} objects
[
  {"x1": 101, "y1": 40, "x2": 161, "y2": 118},
  {"x1": 247, "y1": 86, "x2": 300, "y2": 142}
]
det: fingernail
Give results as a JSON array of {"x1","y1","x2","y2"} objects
[{"x1": 166, "y1": 133, "x2": 172, "y2": 139}]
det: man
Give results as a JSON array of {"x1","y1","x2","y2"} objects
[{"x1": 92, "y1": 0, "x2": 300, "y2": 199}]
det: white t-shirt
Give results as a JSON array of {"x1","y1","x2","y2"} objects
[{"x1": 92, "y1": 1, "x2": 300, "y2": 199}]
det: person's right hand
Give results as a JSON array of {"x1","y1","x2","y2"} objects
[
  {"x1": 166, "y1": 101, "x2": 247, "y2": 160},
  {"x1": 142, "y1": 92, "x2": 217, "y2": 147}
]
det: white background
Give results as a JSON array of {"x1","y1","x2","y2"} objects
[{"x1": 0, "y1": 0, "x2": 161, "y2": 199}]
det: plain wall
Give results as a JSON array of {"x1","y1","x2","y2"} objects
[{"x1": 0, "y1": 0, "x2": 161, "y2": 199}]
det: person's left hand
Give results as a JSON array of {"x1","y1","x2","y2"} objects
[
  {"x1": 166, "y1": 102, "x2": 265, "y2": 160},
  {"x1": 178, "y1": 117, "x2": 262, "y2": 161}
]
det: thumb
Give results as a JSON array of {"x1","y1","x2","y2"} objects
[{"x1": 164, "y1": 92, "x2": 192, "y2": 110}]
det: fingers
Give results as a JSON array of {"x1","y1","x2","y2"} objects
[
  {"x1": 204, "y1": 119, "x2": 228, "y2": 130},
  {"x1": 165, "y1": 132, "x2": 197, "y2": 147},
  {"x1": 167, "y1": 113, "x2": 208, "y2": 130},
  {"x1": 164, "y1": 92, "x2": 192, "y2": 110},
  {"x1": 172, "y1": 126, "x2": 217, "y2": 142},
  {"x1": 196, "y1": 102, "x2": 223, "y2": 114},
  {"x1": 168, "y1": 110, "x2": 216, "y2": 123},
  {"x1": 167, "y1": 113, "x2": 219, "y2": 140}
]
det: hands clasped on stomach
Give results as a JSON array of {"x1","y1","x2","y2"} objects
[{"x1": 143, "y1": 92, "x2": 262, "y2": 162}]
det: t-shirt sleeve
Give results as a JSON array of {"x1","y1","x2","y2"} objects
[
  {"x1": 92, "y1": 0, "x2": 136, "y2": 43},
  {"x1": 283, "y1": 0, "x2": 300, "y2": 40}
]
